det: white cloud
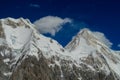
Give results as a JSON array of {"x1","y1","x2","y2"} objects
[
  {"x1": 93, "y1": 31, "x2": 113, "y2": 48},
  {"x1": 34, "y1": 16, "x2": 72, "y2": 36},
  {"x1": 30, "y1": 4, "x2": 40, "y2": 8}
]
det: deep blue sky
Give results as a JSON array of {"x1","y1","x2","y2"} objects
[{"x1": 0, "y1": 0, "x2": 120, "y2": 50}]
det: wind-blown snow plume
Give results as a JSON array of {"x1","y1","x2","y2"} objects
[
  {"x1": 34, "y1": 16, "x2": 72, "y2": 36},
  {"x1": 118, "y1": 44, "x2": 120, "y2": 48},
  {"x1": 93, "y1": 31, "x2": 113, "y2": 48}
]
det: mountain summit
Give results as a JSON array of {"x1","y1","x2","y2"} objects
[
  {"x1": 0, "y1": 18, "x2": 120, "y2": 80},
  {"x1": 66, "y1": 28, "x2": 120, "y2": 79}
]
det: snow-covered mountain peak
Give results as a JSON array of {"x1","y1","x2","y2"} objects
[
  {"x1": 0, "y1": 18, "x2": 34, "y2": 49},
  {"x1": 65, "y1": 28, "x2": 120, "y2": 78},
  {"x1": 0, "y1": 17, "x2": 66, "y2": 55},
  {"x1": 65, "y1": 28, "x2": 115, "y2": 61},
  {"x1": 78, "y1": 28, "x2": 91, "y2": 35},
  {"x1": 65, "y1": 28, "x2": 110, "y2": 52},
  {"x1": 65, "y1": 28, "x2": 95, "y2": 52},
  {"x1": 0, "y1": 17, "x2": 31, "y2": 26},
  {"x1": 0, "y1": 18, "x2": 120, "y2": 80},
  {"x1": 0, "y1": 17, "x2": 68, "y2": 66}
]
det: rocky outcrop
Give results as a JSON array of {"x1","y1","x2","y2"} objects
[{"x1": 9, "y1": 55, "x2": 119, "y2": 80}]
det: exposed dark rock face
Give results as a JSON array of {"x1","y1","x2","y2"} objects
[
  {"x1": 10, "y1": 56, "x2": 53, "y2": 80},
  {"x1": 8, "y1": 55, "x2": 118, "y2": 80}
]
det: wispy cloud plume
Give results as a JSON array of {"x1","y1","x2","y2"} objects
[
  {"x1": 29, "y1": 4, "x2": 40, "y2": 8},
  {"x1": 34, "y1": 16, "x2": 72, "y2": 36},
  {"x1": 118, "y1": 44, "x2": 120, "y2": 48},
  {"x1": 93, "y1": 31, "x2": 113, "y2": 48}
]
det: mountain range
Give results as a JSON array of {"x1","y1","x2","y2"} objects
[{"x1": 0, "y1": 18, "x2": 120, "y2": 80}]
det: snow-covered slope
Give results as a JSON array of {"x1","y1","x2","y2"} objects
[
  {"x1": 0, "y1": 18, "x2": 73, "y2": 80},
  {"x1": 0, "y1": 18, "x2": 120, "y2": 80},
  {"x1": 65, "y1": 28, "x2": 120, "y2": 79}
]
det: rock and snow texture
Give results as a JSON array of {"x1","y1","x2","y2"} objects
[
  {"x1": 0, "y1": 18, "x2": 120, "y2": 80},
  {"x1": 65, "y1": 28, "x2": 120, "y2": 79}
]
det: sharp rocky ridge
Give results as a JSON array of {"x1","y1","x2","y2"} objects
[{"x1": 0, "y1": 17, "x2": 120, "y2": 80}]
